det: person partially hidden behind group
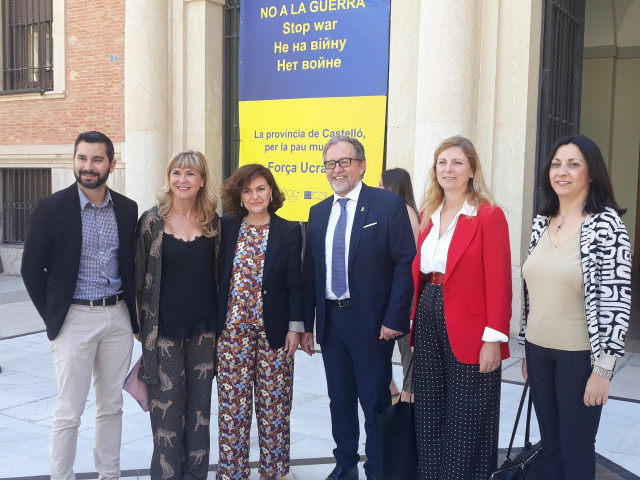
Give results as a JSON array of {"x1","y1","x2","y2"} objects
[
  {"x1": 135, "y1": 150, "x2": 220, "y2": 480},
  {"x1": 216, "y1": 164, "x2": 303, "y2": 480},
  {"x1": 520, "y1": 134, "x2": 631, "y2": 480},
  {"x1": 410, "y1": 135, "x2": 512, "y2": 480},
  {"x1": 379, "y1": 168, "x2": 420, "y2": 403}
]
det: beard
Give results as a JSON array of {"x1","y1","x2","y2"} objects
[
  {"x1": 330, "y1": 177, "x2": 356, "y2": 195},
  {"x1": 75, "y1": 169, "x2": 110, "y2": 189}
]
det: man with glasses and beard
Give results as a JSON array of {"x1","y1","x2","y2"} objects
[
  {"x1": 301, "y1": 136, "x2": 415, "y2": 480},
  {"x1": 22, "y1": 131, "x2": 138, "y2": 480}
]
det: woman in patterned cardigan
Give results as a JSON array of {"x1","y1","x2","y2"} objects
[
  {"x1": 134, "y1": 151, "x2": 220, "y2": 480},
  {"x1": 520, "y1": 135, "x2": 631, "y2": 480}
]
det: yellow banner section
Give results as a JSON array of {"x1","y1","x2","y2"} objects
[{"x1": 239, "y1": 96, "x2": 386, "y2": 222}]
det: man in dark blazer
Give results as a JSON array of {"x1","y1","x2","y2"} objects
[
  {"x1": 301, "y1": 136, "x2": 416, "y2": 480},
  {"x1": 21, "y1": 131, "x2": 138, "y2": 480}
]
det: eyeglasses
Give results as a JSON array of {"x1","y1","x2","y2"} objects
[{"x1": 323, "y1": 158, "x2": 360, "y2": 170}]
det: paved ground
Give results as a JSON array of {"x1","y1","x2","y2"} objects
[{"x1": 1, "y1": 274, "x2": 639, "y2": 479}]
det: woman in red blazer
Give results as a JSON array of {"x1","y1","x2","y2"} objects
[{"x1": 409, "y1": 135, "x2": 512, "y2": 480}]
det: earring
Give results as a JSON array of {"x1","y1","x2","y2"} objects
[
  {"x1": 470, "y1": 175, "x2": 474, "y2": 179},
  {"x1": 270, "y1": 196, "x2": 273, "y2": 202},
  {"x1": 240, "y1": 201, "x2": 244, "y2": 208},
  {"x1": 201, "y1": 184, "x2": 204, "y2": 187}
]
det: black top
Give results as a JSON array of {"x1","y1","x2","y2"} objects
[{"x1": 159, "y1": 232, "x2": 217, "y2": 339}]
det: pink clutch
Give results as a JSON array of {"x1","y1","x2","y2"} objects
[{"x1": 123, "y1": 355, "x2": 149, "y2": 411}]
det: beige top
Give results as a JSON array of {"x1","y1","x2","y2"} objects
[{"x1": 522, "y1": 228, "x2": 590, "y2": 351}]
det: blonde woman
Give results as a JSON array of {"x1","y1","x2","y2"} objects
[
  {"x1": 135, "y1": 150, "x2": 220, "y2": 480},
  {"x1": 409, "y1": 135, "x2": 512, "y2": 479}
]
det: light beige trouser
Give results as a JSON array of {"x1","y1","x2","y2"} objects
[{"x1": 50, "y1": 300, "x2": 133, "y2": 480}]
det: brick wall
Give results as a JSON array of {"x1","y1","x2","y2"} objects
[{"x1": 0, "y1": 0, "x2": 125, "y2": 145}]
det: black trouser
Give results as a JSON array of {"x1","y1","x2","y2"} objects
[{"x1": 525, "y1": 341, "x2": 602, "y2": 480}]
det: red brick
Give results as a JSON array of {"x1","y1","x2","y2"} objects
[{"x1": 0, "y1": 0, "x2": 125, "y2": 145}]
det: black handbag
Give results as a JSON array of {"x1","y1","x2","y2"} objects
[
  {"x1": 377, "y1": 398, "x2": 418, "y2": 480},
  {"x1": 490, "y1": 381, "x2": 542, "y2": 480}
]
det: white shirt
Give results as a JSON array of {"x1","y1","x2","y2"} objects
[
  {"x1": 420, "y1": 201, "x2": 477, "y2": 275},
  {"x1": 420, "y1": 200, "x2": 508, "y2": 343},
  {"x1": 324, "y1": 181, "x2": 362, "y2": 300}
]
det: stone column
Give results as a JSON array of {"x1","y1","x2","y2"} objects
[
  {"x1": 489, "y1": 0, "x2": 543, "y2": 335},
  {"x1": 177, "y1": 0, "x2": 225, "y2": 189},
  {"x1": 411, "y1": 0, "x2": 480, "y2": 199},
  {"x1": 124, "y1": 0, "x2": 170, "y2": 211},
  {"x1": 386, "y1": 0, "x2": 420, "y2": 174}
]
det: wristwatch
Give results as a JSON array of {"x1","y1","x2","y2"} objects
[{"x1": 592, "y1": 365, "x2": 613, "y2": 379}]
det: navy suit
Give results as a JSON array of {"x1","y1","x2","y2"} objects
[
  {"x1": 303, "y1": 183, "x2": 416, "y2": 475},
  {"x1": 21, "y1": 183, "x2": 138, "y2": 340}
]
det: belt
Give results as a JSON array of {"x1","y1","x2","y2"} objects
[
  {"x1": 71, "y1": 294, "x2": 122, "y2": 307},
  {"x1": 326, "y1": 298, "x2": 352, "y2": 308},
  {"x1": 426, "y1": 272, "x2": 445, "y2": 286}
]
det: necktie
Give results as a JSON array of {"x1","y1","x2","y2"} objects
[{"x1": 332, "y1": 198, "x2": 349, "y2": 298}]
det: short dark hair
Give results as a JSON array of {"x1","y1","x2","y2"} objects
[
  {"x1": 73, "y1": 131, "x2": 115, "y2": 163},
  {"x1": 540, "y1": 134, "x2": 625, "y2": 216},
  {"x1": 221, "y1": 164, "x2": 285, "y2": 216},
  {"x1": 322, "y1": 136, "x2": 366, "y2": 163},
  {"x1": 380, "y1": 168, "x2": 417, "y2": 214}
]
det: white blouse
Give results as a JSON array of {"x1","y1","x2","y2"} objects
[
  {"x1": 420, "y1": 201, "x2": 508, "y2": 344},
  {"x1": 420, "y1": 201, "x2": 477, "y2": 275}
]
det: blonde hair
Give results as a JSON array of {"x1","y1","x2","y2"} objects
[
  {"x1": 419, "y1": 135, "x2": 495, "y2": 230},
  {"x1": 157, "y1": 150, "x2": 218, "y2": 237}
]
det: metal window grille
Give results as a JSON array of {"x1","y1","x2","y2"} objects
[
  {"x1": 1, "y1": 0, "x2": 53, "y2": 93},
  {"x1": 534, "y1": 0, "x2": 586, "y2": 212},
  {"x1": 223, "y1": 0, "x2": 240, "y2": 181},
  {"x1": 1, "y1": 168, "x2": 51, "y2": 243}
]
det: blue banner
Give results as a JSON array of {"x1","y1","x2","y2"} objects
[{"x1": 239, "y1": 0, "x2": 390, "y2": 101}]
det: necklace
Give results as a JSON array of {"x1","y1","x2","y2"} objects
[
  {"x1": 556, "y1": 203, "x2": 586, "y2": 232},
  {"x1": 172, "y1": 209, "x2": 192, "y2": 218}
]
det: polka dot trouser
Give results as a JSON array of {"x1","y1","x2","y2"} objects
[{"x1": 413, "y1": 283, "x2": 501, "y2": 480}]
